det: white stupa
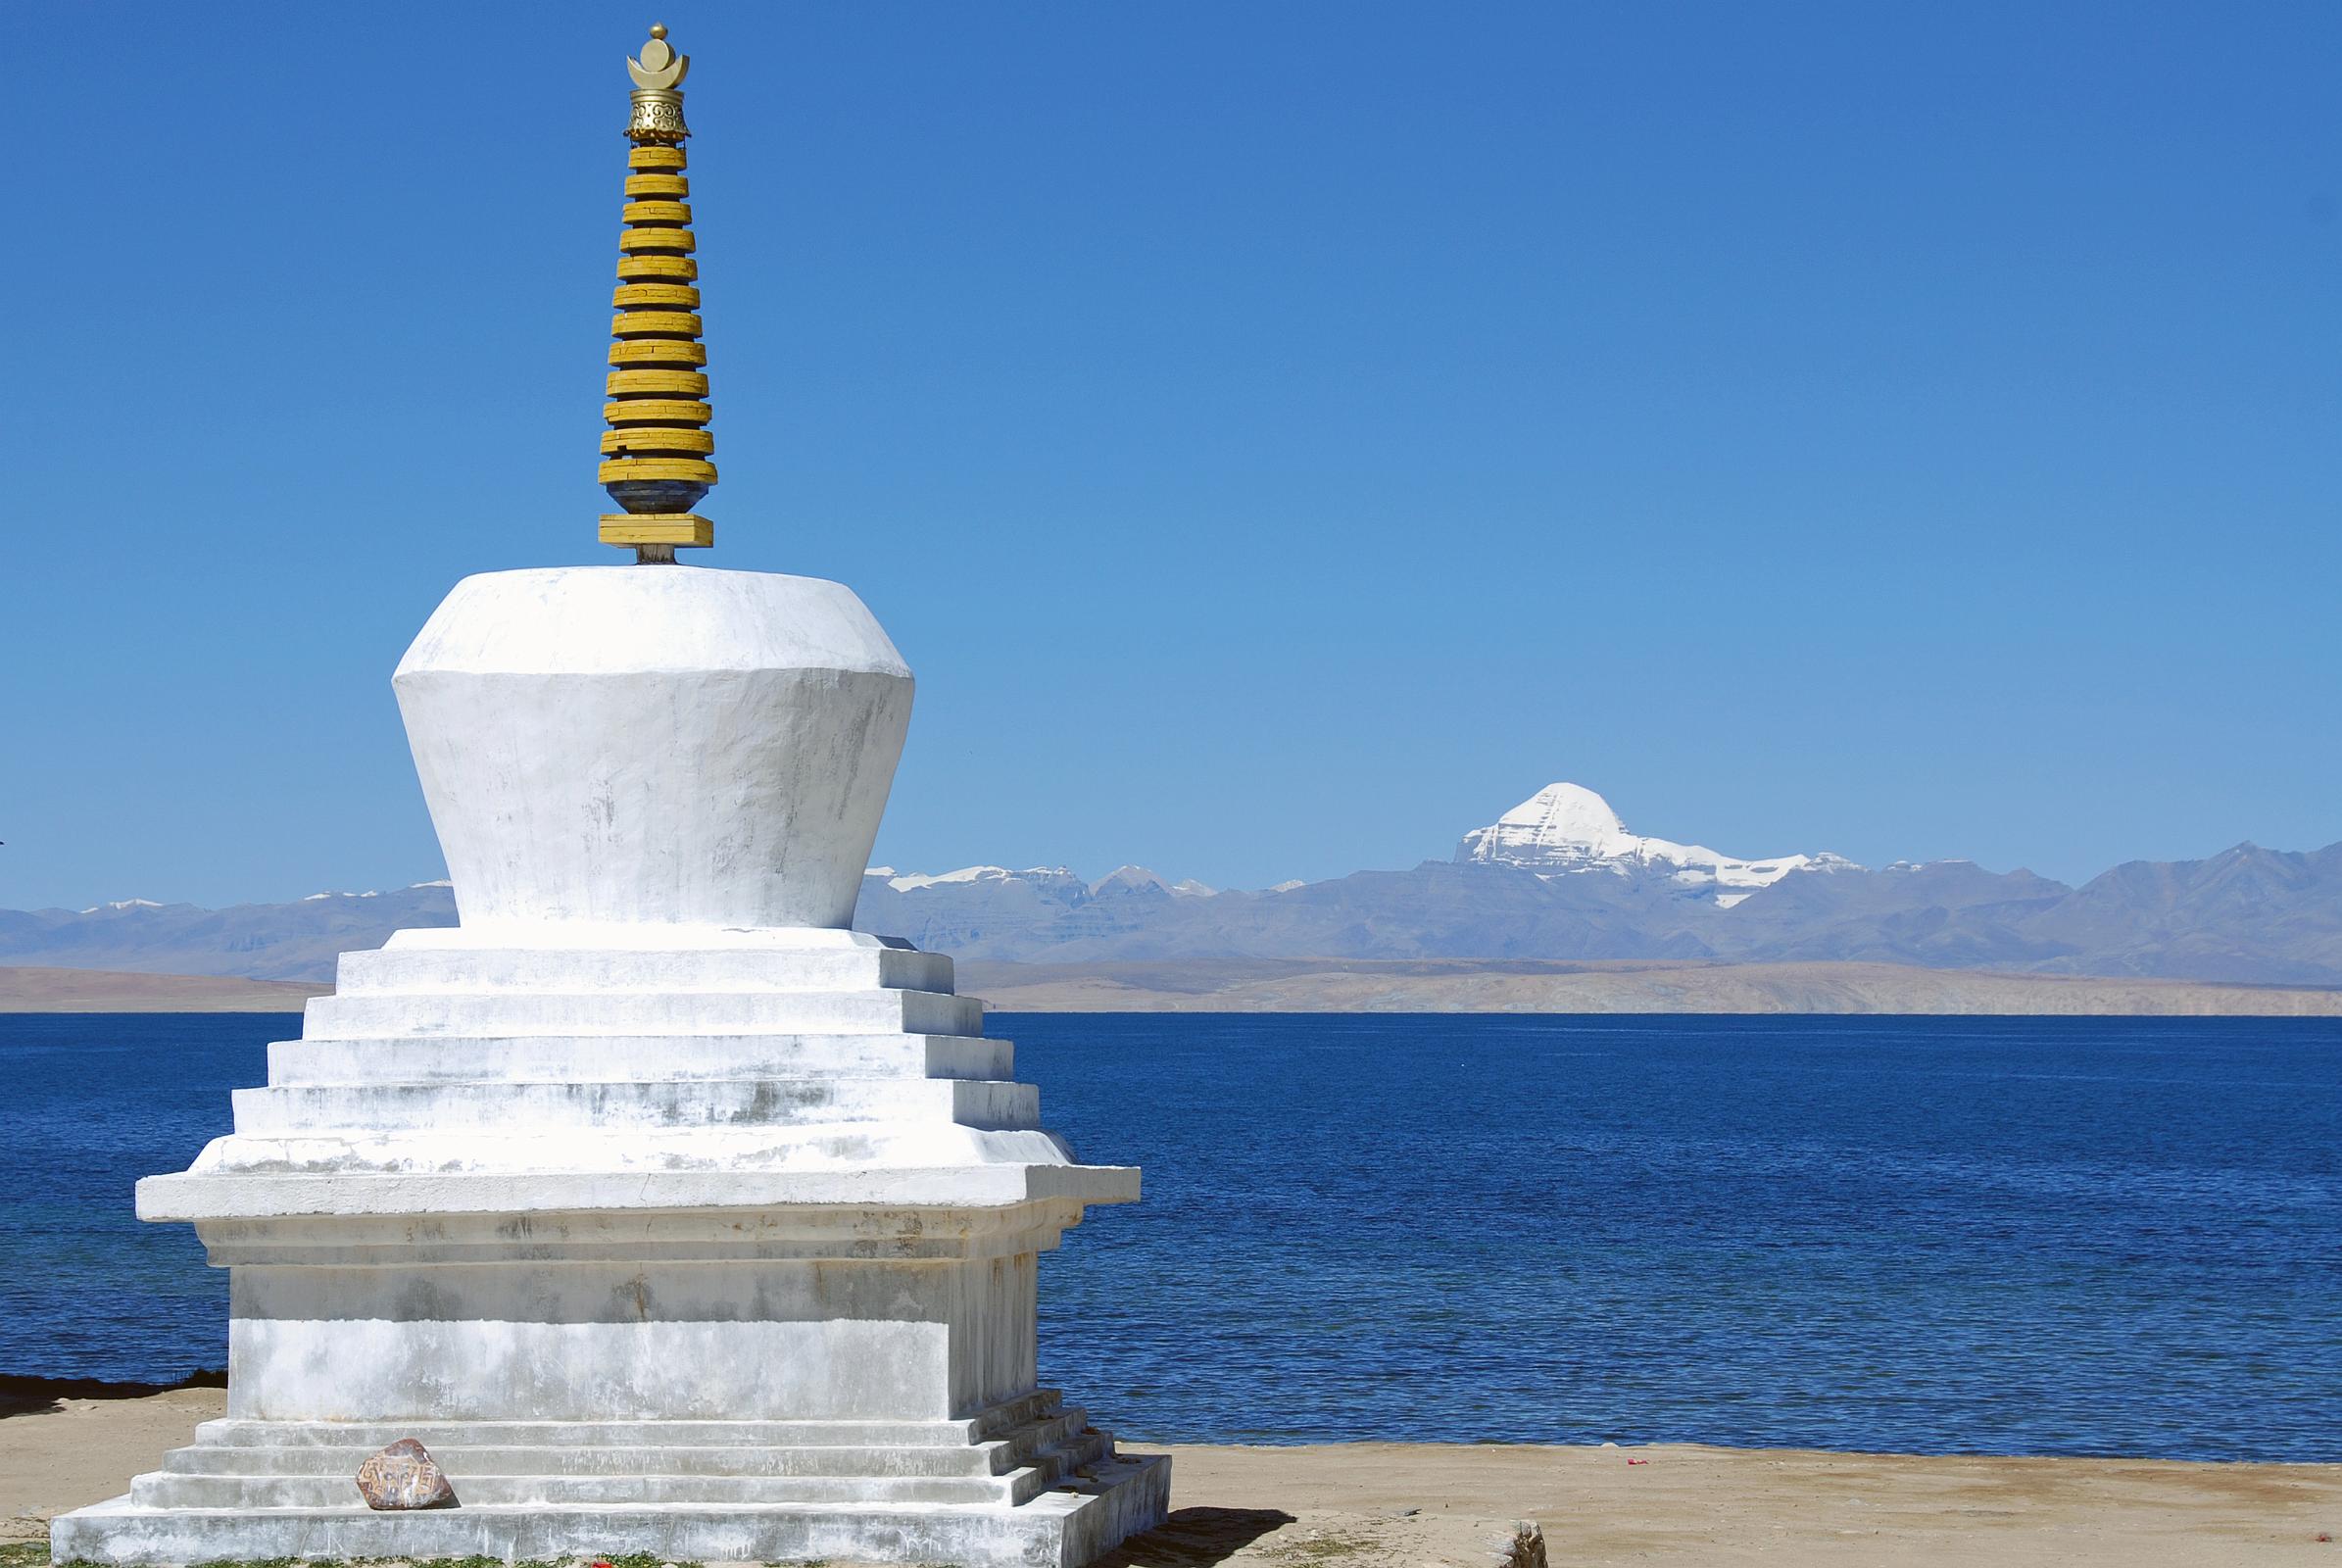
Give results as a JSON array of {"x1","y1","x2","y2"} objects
[{"x1": 55, "y1": 27, "x2": 1166, "y2": 1568}]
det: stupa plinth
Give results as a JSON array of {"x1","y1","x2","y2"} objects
[{"x1": 54, "y1": 27, "x2": 1168, "y2": 1568}]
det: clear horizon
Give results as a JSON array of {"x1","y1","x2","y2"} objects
[
  {"x1": 19, "y1": 772, "x2": 2335, "y2": 913},
  {"x1": 4, "y1": 2, "x2": 2337, "y2": 911}
]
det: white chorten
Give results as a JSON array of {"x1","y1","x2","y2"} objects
[{"x1": 55, "y1": 27, "x2": 1166, "y2": 1568}]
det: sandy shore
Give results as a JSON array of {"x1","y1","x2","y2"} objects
[
  {"x1": 10, "y1": 959, "x2": 2342, "y2": 1016},
  {"x1": 959, "y1": 956, "x2": 2342, "y2": 1015},
  {"x1": 0, "y1": 966, "x2": 318, "y2": 1012},
  {"x1": 5, "y1": 1389, "x2": 2337, "y2": 1566}
]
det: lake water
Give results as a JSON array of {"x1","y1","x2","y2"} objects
[{"x1": 4, "y1": 1011, "x2": 2337, "y2": 1460}]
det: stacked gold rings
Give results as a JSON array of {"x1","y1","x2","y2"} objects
[{"x1": 601, "y1": 28, "x2": 712, "y2": 555}]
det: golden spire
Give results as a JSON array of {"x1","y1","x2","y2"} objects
[{"x1": 599, "y1": 24, "x2": 715, "y2": 564}]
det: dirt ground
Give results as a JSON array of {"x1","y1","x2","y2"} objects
[
  {"x1": 1135, "y1": 1440, "x2": 2342, "y2": 1567},
  {"x1": 5, "y1": 1388, "x2": 2339, "y2": 1566}
]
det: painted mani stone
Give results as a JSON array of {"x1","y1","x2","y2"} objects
[{"x1": 354, "y1": 1439, "x2": 458, "y2": 1510}]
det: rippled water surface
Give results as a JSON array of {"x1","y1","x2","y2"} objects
[{"x1": 4, "y1": 1012, "x2": 2337, "y2": 1459}]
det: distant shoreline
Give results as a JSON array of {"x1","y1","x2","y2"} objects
[
  {"x1": 961, "y1": 956, "x2": 2342, "y2": 1015},
  {"x1": 0, "y1": 966, "x2": 324, "y2": 1012},
  {"x1": 6, "y1": 957, "x2": 2341, "y2": 1016}
]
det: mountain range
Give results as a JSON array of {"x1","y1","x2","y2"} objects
[{"x1": 5, "y1": 783, "x2": 2340, "y2": 989}]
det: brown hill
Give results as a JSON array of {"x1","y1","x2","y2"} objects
[
  {"x1": 958, "y1": 956, "x2": 2342, "y2": 1015},
  {"x1": 5, "y1": 956, "x2": 2336, "y2": 1017},
  {"x1": 0, "y1": 965, "x2": 321, "y2": 1012}
]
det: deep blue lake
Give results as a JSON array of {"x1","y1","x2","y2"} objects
[{"x1": 4, "y1": 1011, "x2": 2337, "y2": 1460}]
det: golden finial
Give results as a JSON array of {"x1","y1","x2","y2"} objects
[
  {"x1": 625, "y1": 24, "x2": 691, "y2": 139},
  {"x1": 600, "y1": 24, "x2": 714, "y2": 563}
]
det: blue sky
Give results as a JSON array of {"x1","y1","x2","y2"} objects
[{"x1": 3, "y1": 2, "x2": 2337, "y2": 910}]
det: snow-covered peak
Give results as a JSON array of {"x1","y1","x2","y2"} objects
[
  {"x1": 878, "y1": 865, "x2": 1083, "y2": 895},
  {"x1": 1456, "y1": 782, "x2": 1859, "y2": 904},
  {"x1": 1090, "y1": 865, "x2": 1170, "y2": 898},
  {"x1": 868, "y1": 862, "x2": 1213, "y2": 903},
  {"x1": 76, "y1": 898, "x2": 164, "y2": 914},
  {"x1": 1461, "y1": 783, "x2": 1640, "y2": 862},
  {"x1": 883, "y1": 865, "x2": 1013, "y2": 893}
]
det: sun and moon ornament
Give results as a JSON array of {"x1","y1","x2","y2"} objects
[{"x1": 600, "y1": 24, "x2": 717, "y2": 563}]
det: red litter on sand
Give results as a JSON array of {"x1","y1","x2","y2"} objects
[{"x1": 1627, "y1": 1458, "x2": 1649, "y2": 1466}]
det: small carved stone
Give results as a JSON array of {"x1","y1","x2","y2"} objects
[{"x1": 354, "y1": 1438, "x2": 458, "y2": 1510}]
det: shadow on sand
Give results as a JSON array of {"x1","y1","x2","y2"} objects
[
  {"x1": 0, "y1": 1371, "x2": 224, "y2": 1421},
  {"x1": 1098, "y1": 1507, "x2": 1300, "y2": 1568}
]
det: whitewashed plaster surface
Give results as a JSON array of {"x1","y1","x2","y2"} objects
[
  {"x1": 397, "y1": 568, "x2": 914, "y2": 931},
  {"x1": 59, "y1": 564, "x2": 1164, "y2": 1567}
]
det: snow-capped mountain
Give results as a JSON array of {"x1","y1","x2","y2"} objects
[
  {"x1": 14, "y1": 790, "x2": 2342, "y2": 988},
  {"x1": 1455, "y1": 782, "x2": 1858, "y2": 906},
  {"x1": 872, "y1": 864, "x2": 1087, "y2": 896},
  {"x1": 865, "y1": 864, "x2": 1217, "y2": 901}
]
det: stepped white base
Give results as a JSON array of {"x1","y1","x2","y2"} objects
[
  {"x1": 55, "y1": 1394, "x2": 1170, "y2": 1568},
  {"x1": 56, "y1": 925, "x2": 1163, "y2": 1565}
]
